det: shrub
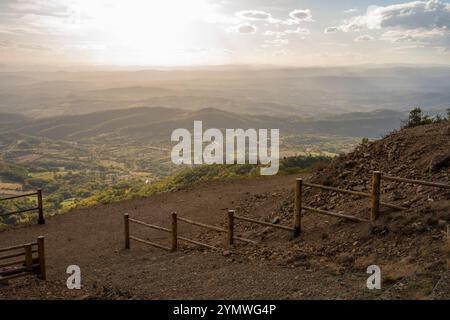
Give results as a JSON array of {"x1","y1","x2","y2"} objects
[{"x1": 403, "y1": 107, "x2": 434, "y2": 128}]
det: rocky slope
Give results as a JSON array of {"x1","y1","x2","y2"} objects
[{"x1": 1, "y1": 122, "x2": 449, "y2": 299}]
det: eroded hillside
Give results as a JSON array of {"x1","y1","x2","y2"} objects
[{"x1": 1, "y1": 122, "x2": 449, "y2": 299}]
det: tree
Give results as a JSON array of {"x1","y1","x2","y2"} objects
[
  {"x1": 447, "y1": 108, "x2": 450, "y2": 120},
  {"x1": 403, "y1": 107, "x2": 433, "y2": 128}
]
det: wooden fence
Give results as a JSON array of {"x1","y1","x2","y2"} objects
[
  {"x1": 0, "y1": 190, "x2": 45, "y2": 224},
  {"x1": 124, "y1": 212, "x2": 258, "y2": 252},
  {"x1": 297, "y1": 171, "x2": 450, "y2": 227},
  {"x1": 0, "y1": 236, "x2": 46, "y2": 283},
  {"x1": 227, "y1": 210, "x2": 297, "y2": 244},
  {"x1": 122, "y1": 172, "x2": 450, "y2": 255}
]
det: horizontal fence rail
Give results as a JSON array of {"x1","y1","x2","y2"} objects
[
  {"x1": 0, "y1": 236, "x2": 46, "y2": 283},
  {"x1": 177, "y1": 235, "x2": 219, "y2": 251},
  {"x1": 129, "y1": 218, "x2": 171, "y2": 233},
  {"x1": 124, "y1": 214, "x2": 173, "y2": 251},
  {"x1": 177, "y1": 216, "x2": 257, "y2": 245},
  {"x1": 303, "y1": 182, "x2": 370, "y2": 198},
  {"x1": 382, "y1": 174, "x2": 450, "y2": 189},
  {"x1": 302, "y1": 206, "x2": 368, "y2": 223},
  {"x1": 226, "y1": 209, "x2": 297, "y2": 246},
  {"x1": 303, "y1": 181, "x2": 407, "y2": 211},
  {"x1": 0, "y1": 192, "x2": 39, "y2": 201},
  {"x1": 0, "y1": 190, "x2": 45, "y2": 224},
  {"x1": 234, "y1": 215, "x2": 295, "y2": 232},
  {"x1": 174, "y1": 213, "x2": 219, "y2": 251},
  {"x1": 129, "y1": 235, "x2": 172, "y2": 251}
]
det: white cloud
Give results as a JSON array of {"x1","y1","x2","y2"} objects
[
  {"x1": 236, "y1": 10, "x2": 273, "y2": 21},
  {"x1": 264, "y1": 30, "x2": 285, "y2": 38},
  {"x1": 289, "y1": 9, "x2": 313, "y2": 22},
  {"x1": 285, "y1": 27, "x2": 310, "y2": 35},
  {"x1": 339, "y1": 1, "x2": 450, "y2": 47},
  {"x1": 262, "y1": 38, "x2": 289, "y2": 47},
  {"x1": 344, "y1": 8, "x2": 359, "y2": 14},
  {"x1": 354, "y1": 34, "x2": 374, "y2": 42},
  {"x1": 273, "y1": 49, "x2": 291, "y2": 56},
  {"x1": 324, "y1": 26, "x2": 339, "y2": 34},
  {"x1": 227, "y1": 23, "x2": 257, "y2": 34},
  {"x1": 234, "y1": 8, "x2": 313, "y2": 26},
  {"x1": 341, "y1": 0, "x2": 450, "y2": 31},
  {"x1": 265, "y1": 27, "x2": 310, "y2": 38},
  {"x1": 381, "y1": 28, "x2": 446, "y2": 42}
]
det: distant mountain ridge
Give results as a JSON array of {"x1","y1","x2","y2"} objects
[
  {"x1": 1, "y1": 65, "x2": 450, "y2": 118},
  {"x1": 3, "y1": 107, "x2": 405, "y2": 141}
]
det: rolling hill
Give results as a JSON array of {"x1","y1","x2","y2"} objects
[
  {"x1": 4, "y1": 107, "x2": 404, "y2": 141},
  {"x1": 0, "y1": 121, "x2": 448, "y2": 299}
]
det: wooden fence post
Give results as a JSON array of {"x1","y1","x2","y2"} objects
[
  {"x1": 37, "y1": 236, "x2": 46, "y2": 280},
  {"x1": 124, "y1": 213, "x2": 130, "y2": 249},
  {"x1": 294, "y1": 178, "x2": 303, "y2": 237},
  {"x1": 37, "y1": 189, "x2": 45, "y2": 225},
  {"x1": 24, "y1": 244, "x2": 33, "y2": 272},
  {"x1": 227, "y1": 210, "x2": 234, "y2": 246},
  {"x1": 371, "y1": 171, "x2": 381, "y2": 222},
  {"x1": 447, "y1": 225, "x2": 449, "y2": 270},
  {"x1": 171, "y1": 212, "x2": 178, "y2": 252}
]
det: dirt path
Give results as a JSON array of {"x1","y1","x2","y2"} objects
[
  {"x1": 2, "y1": 174, "x2": 347, "y2": 299},
  {"x1": 1, "y1": 173, "x2": 448, "y2": 300}
]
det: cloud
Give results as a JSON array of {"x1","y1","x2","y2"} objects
[
  {"x1": 324, "y1": 26, "x2": 339, "y2": 34},
  {"x1": 237, "y1": 10, "x2": 273, "y2": 21},
  {"x1": 339, "y1": 1, "x2": 450, "y2": 48},
  {"x1": 284, "y1": 27, "x2": 310, "y2": 35},
  {"x1": 341, "y1": 0, "x2": 450, "y2": 31},
  {"x1": 0, "y1": 40, "x2": 13, "y2": 48},
  {"x1": 273, "y1": 49, "x2": 291, "y2": 56},
  {"x1": 265, "y1": 27, "x2": 310, "y2": 38},
  {"x1": 354, "y1": 34, "x2": 374, "y2": 42},
  {"x1": 344, "y1": 8, "x2": 359, "y2": 14},
  {"x1": 234, "y1": 8, "x2": 314, "y2": 26},
  {"x1": 5, "y1": 0, "x2": 69, "y2": 18},
  {"x1": 289, "y1": 9, "x2": 313, "y2": 22},
  {"x1": 262, "y1": 38, "x2": 289, "y2": 47},
  {"x1": 227, "y1": 23, "x2": 257, "y2": 34},
  {"x1": 381, "y1": 28, "x2": 446, "y2": 42}
]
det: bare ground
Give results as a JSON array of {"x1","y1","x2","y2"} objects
[{"x1": 1, "y1": 171, "x2": 448, "y2": 300}]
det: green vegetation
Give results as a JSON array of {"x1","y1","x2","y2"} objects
[
  {"x1": 403, "y1": 107, "x2": 448, "y2": 129},
  {"x1": 0, "y1": 162, "x2": 28, "y2": 183},
  {"x1": 66, "y1": 155, "x2": 331, "y2": 210},
  {"x1": 1, "y1": 153, "x2": 330, "y2": 225}
]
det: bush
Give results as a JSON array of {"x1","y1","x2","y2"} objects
[{"x1": 403, "y1": 107, "x2": 434, "y2": 128}]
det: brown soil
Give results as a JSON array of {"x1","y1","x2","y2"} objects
[{"x1": 1, "y1": 122, "x2": 450, "y2": 300}]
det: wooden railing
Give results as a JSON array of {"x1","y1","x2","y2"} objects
[
  {"x1": 227, "y1": 210, "x2": 296, "y2": 244},
  {"x1": 124, "y1": 213, "x2": 173, "y2": 251},
  {"x1": 177, "y1": 214, "x2": 256, "y2": 247},
  {"x1": 0, "y1": 236, "x2": 46, "y2": 283},
  {"x1": 124, "y1": 212, "x2": 257, "y2": 252},
  {"x1": 296, "y1": 172, "x2": 450, "y2": 227},
  {"x1": 0, "y1": 190, "x2": 45, "y2": 224},
  {"x1": 122, "y1": 172, "x2": 450, "y2": 256}
]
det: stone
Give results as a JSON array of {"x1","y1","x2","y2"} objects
[
  {"x1": 428, "y1": 153, "x2": 450, "y2": 172},
  {"x1": 271, "y1": 216, "x2": 281, "y2": 224}
]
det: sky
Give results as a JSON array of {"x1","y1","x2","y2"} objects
[{"x1": 1, "y1": 0, "x2": 450, "y2": 67}]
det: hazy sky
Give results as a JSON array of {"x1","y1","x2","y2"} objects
[{"x1": 1, "y1": 0, "x2": 450, "y2": 67}]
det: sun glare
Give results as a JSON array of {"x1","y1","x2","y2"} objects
[{"x1": 71, "y1": 0, "x2": 219, "y2": 65}]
